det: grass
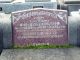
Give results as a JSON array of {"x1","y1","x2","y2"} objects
[{"x1": 14, "y1": 44, "x2": 74, "y2": 49}]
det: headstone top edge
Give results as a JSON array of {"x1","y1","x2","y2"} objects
[{"x1": 12, "y1": 8, "x2": 67, "y2": 14}]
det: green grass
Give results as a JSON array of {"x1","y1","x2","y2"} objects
[{"x1": 14, "y1": 44, "x2": 74, "y2": 49}]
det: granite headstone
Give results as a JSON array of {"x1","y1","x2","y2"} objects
[{"x1": 12, "y1": 9, "x2": 68, "y2": 48}]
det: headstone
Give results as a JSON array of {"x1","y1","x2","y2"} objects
[
  {"x1": 64, "y1": 0, "x2": 80, "y2": 4},
  {"x1": 69, "y1": 11, "x2": 80, "y2": 46},
  {"x1": 64, "y1": 0, "x2": 80, "y2": 2},
  {"x1": 68, "y1": 16, "x2": 77, "y2": 45},
  {"x1": 0, "y1": 13, "x2": 3, "y2": 54},
  {"x1": 12, "y1": 8, "x2": 68, "y2": 48},
  {"x1": 2, "y1": 14, "x2": 12, "y2": 48},
  {"x1": 77, "y1": 17, "x2": 80, "y2": 46},
  {"x1": 0, "y1": 0, "x2": 13, "y2": 3}
]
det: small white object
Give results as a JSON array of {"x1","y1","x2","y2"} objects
[
  {"x1": 70, "y1": 11, "x2": 80, "y2": 16},
  {"x1": 12, "y1": 0, "x2": 25, "y2": 3},
  {"x1": 79, "y1": 9, "x2": 80, "y2": 13},
  {"x1": 51, "y1": 0, "x2": 56, "y2": 2},
  {"x1": 25, "y1": 0, "x2": 51, "y2": 2}
]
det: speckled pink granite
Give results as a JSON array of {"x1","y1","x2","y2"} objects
[{"x1": 12, "y1": 9, "x2": 68, "y2": 47}]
